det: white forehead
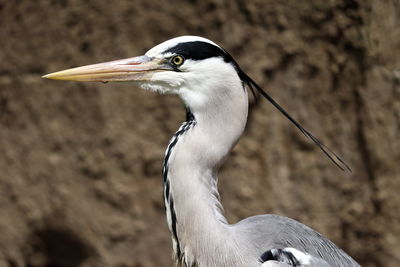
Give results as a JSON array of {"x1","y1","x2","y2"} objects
[{"x1": 145, "y1": 36, "x2": 221, "y2": 57}]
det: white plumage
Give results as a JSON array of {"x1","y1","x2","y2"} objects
[{"x1": 44, "y1": 36, "x2": 358, "y2": 267}]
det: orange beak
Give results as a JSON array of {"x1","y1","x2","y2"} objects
[{"x1": 42, "y1": 55, "x2": 168, "y2": 82}]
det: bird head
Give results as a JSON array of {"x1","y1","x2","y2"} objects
[
  {"x1": 43, "y1": 36, "x2": 243, "y2": 111},
  {"x1": 43, "y1": 35, "x2": 351, "y2": 172}
]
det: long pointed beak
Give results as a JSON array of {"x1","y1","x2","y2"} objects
[{"x1": 42, "y1": 55, "x2": 167, "y2": 82}]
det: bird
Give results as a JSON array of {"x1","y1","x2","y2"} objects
[{"x1": 43, "y1": 36, "x2": 359, "y2": 267}]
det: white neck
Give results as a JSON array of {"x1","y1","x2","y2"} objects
[{"x1": 163, "y1": 81, "x2": 248, "y2": 266}]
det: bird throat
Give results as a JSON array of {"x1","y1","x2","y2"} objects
[{"x1": 161, "y1": 91, "x2": 248, "y2": 267}]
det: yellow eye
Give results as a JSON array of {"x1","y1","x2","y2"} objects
[{"x1": 171, "y1": 55, "x2": 185, "y2": 66}]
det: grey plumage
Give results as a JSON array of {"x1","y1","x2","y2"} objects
[
  {"x1": 236, "y1": 215, "x2": 355, "y2": 266},
  {"x1": 43, "y1": 35, "x2": 360, "y2": 267}
]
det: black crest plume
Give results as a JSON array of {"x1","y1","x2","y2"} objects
[
  {"x1": 166, "y1": 40, "x2": 351, "y2": 172},
  {"x1": 239, "y1": 70, "x2": 351, "y2": 173}
]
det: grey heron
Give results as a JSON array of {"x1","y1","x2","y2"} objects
[{"x1": 43, "y1": 36, "x2": 359, "y2": 267}]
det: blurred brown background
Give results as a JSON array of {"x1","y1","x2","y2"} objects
[{"x1": 0, "y1": 0, "x2": 399, "y2": 266}]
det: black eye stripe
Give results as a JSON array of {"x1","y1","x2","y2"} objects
[
  {"x1": 162, "y1": 41, "x2": 234, "y2": 63},
  {"x1": 163, "y1": 40, "x2": 244, "y2": 76}
]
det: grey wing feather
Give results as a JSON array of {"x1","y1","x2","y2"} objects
[
  {"x1": 260, "y1": 247, "x2": 332, "y2": 267},
  {"x1": 261, "y1": 257, "x2": 332, "y2": 267},
  {"x1": 234, "y1": 214, "x2": 360, "y2": 267},
  {"x1": 307, "y1": 255, "x2": 332, "y2": 267}
]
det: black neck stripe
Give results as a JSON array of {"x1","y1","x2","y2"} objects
[{"x1": 162, "y1": 111, "x2": 196, "y2": 260}]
